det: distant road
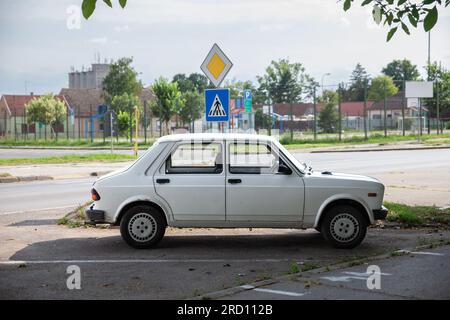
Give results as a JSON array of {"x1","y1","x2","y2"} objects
[
  {"x1": 1, "y1": 149, "x2": 449, "y2": 214},
  {"x1": 0, "y1": 148, "x2": 143, "y2": 158}
]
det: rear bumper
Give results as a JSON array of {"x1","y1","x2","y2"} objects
[
  {"x1": 373, "y1": 206, "x2": 388, "y2": 220},
  {"x1": 85, "y1": 207, "x2": 106, "y2": 225}
]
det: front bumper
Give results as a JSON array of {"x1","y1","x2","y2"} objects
[
  {"x1": 373, "y1": 206, "x2": 388, "y2": 220},
  {"x1": 85, "y1": 206, "x2": 106, "y2": 225}
]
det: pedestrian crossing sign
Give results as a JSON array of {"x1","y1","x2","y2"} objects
[{"x1": 205, "y1": 88, "x2": 229, "y2": 122}]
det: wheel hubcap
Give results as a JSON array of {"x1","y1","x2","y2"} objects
[
  {"x1": 128, "y1": 213, "x2": 157, "y2": 242},
  {"x1": 330, "y1": 213, "x2": 359, "y2": 243}
]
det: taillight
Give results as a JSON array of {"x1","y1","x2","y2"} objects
[{"x1": 91, "y1": 188, "x2": 101, "y2": 201}]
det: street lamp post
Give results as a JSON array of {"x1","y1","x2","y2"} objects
[{"x1": 321, "y1": 73, "x2": 331, "y2": 94}]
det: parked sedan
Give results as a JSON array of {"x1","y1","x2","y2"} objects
[{"x1": 86, "y1": 133, "x2": 387, "y2": 249}]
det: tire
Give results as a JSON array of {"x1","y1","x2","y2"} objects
[
  {"x1": 120, "y1": 205, "x2": 166, "y2": 249},
  {"x1": 320, "y1": 204, "x2": 367, "y2": 249}
]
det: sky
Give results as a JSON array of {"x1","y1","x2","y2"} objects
[{"x1": 0, "y1": 0, "x2": 449, "y2": 94}]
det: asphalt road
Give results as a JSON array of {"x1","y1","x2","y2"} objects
[
  {"x1": 1, "y1": 148, "x2": 449, "y2": 214},
  {"x1": 219, "y1": 245, "x2": 450, "y2": 300},
  {"x1": 0, "y1": 148, "x2": 141, "y2": 158},
  {"x1": 0, "y1": 178, "x2": 95, "y2": 214}
]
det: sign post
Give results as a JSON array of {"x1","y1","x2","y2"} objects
[
  {"x1": 201, "y1": 44, "x2": 233, "y2": 132},
  {"x1": 405, "y1": 81, "x2": 433, "y2": 141}
]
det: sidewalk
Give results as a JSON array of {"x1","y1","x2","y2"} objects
[{"x1": 0, "y1": 161, "x2": 131, "y2": 180}]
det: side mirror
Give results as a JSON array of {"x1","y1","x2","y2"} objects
[{"x1": 278, "y1": 164, "x2": 292, "y2": 175}]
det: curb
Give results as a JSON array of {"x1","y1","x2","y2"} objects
[
  {"x1": 0, "y1": 146, "x2": 147, "y2": 151},
  {"x1": 308, "y1": 145, "x2": 450, "y2": 153},
  {"x1": 0, "y1": 175, "x2": 53, "y2": 183},
  {"x1": 191, "y1": 240, "x2": 450, "y2": 300}
]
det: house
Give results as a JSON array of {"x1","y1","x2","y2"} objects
[
  {"x1": 339, "y1": 101, "x2": 375, "y2": 130},
  {"x1": 0, "y1": 94, "x2": 70, "y2": 139},
  {"x1": 368, "y1": 91, "x2": 428, "y2": 131}
]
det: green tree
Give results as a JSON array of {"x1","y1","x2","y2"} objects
[
  {"x1": 150, "y1": 77, "x2": 182, "y2": 135},
  {"x1": 117, "y1": 111, "x2": 134, "y2": 139},
  {"x1": 179, "y1": 91, "x2": 203, "y2": 131},
  {"x1": 424, "y1": 62, "x2": 450, "y2": 118},
  {"x1": 172, "y1": 73, "x2": 209, "y2": 94},
  {"x1": 345, "y1": 63, "x2": 370, "y2": 101},
  {"x1": 342, "y1": 0, "x2": 448, "y2": 41},
  {"x1": 254, "y1": 108, "x2": 272, "y2": 130},
  {"x1": 318, "y1": 90, "x2": 339, "y2": 133},
  {"x1": 382, "y1": 59, "x2": 420, "y2": 90},
  {"x1": 368, "y1": 75, "x2": 399, "y2": 101},
  {"x1": 111, "y1": 93, "x2": 142, "y2": 138},
  {"x1": 102, "y1": 57, "x2": 142, "y2": 105},
  {"x1": 26, "y1": 94, "x2": 67, "y2": 140},
  {"x1": 257, "y1": 59, "x2": 310, "y2": 139},
  {"x1": 82, "y1": 0, "x2": 127, "y2": 19}
]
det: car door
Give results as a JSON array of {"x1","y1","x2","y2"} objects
[
  {"x1": 153, "y1": 140, "x2": 225, "y2": 221},
  {"x1": 225, "y1": 139, "x2": 304, "y2": 222}
]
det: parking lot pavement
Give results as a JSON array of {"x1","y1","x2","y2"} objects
[
  {"x1": 220, "y1": 245, "x2": 450, "y2": 300},
  {"x1": 0, "y1": 210, "x2": 449, "y2": 299}
]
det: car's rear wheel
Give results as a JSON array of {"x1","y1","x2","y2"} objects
[
  {"x1": 320, "y1": 204, "x2": 367, "y2": 249},
  {"x1": 120, "y1": 205, "x2": 166, "y2": 249}
]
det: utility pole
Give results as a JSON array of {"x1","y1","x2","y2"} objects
[
  {"x1": 313, "y1": 87, "x2": 317, "y2": 141},
  {"x1": 363, "y1": 79, "x2": 368, "y2": 140},
  {"x1": 338, "y1": 83, "x2": 342, "y2": 142},
  {"x1": 383, "y1": 80, "x2": 387, "y2": 137}
]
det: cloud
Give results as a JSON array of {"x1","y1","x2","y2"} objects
[
  {"x1": 114, "y1": 25, "x2": 130, "y2": 32},
  {"x1": 88, "y1": 37, "x2": 108, "y2": 44}
]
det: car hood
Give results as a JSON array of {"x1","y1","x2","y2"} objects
[{"x1": 309, "y1": 171, "x2": 380, "y2": 184}]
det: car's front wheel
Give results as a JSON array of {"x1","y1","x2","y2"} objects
[
  {"x1": 320, "y1": 204, "x2": 367, "y2": 249},
  {"x1": 120, "y1": 205, "x2": 166, "y2": 249}
]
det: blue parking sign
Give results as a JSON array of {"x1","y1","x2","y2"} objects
[{"x1": 205, "y1": 88, "x2": 229, "y2": 122}]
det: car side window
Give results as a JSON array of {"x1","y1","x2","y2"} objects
[
  {"x1": 229, "y1": 142, "x2": 278, "y2": 174},
  {"x1": 166, "y1": 142, "x2": 223, "y2": 174}
]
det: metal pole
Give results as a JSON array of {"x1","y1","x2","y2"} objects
[
  {"x1": 144, "y1": 101, "x2": 147, "y2": 143},
  {"x1": 268, "y1": 98, "x2": 272, "y2": 136},
  {"x1": 78, "y1": 106, "x2": 81, "y2": 140},
  {"x1": 338, "y1": 84, "x2": 342, "y2": 141},
  {"x1": 110, "y1": 111, "x2": 114, "y2": 154},
  {"x1": 363, "y1": 79, "x2": 368, "y2": 140},
  {"x1": 383, "y1": 80, "x2": 387, "y2": 137},
  {"x1": 90, "y1": 105, "x2": 93, "y2": 143},
  {"x1": 313, "y1": 87, "x2": 317, "y2": 141},
  {"x1": 436, "y1": 80, "x2": 440, "y2": 135},
  {"x1": 419, "y1": 98, "x2": 422, "y2": 140},
  {"x1": 289, "y1": 102, "x2": 293, "y2": 141},
  {"x1": 402, "y1": 80, "x2": 406, "y2": 136}
]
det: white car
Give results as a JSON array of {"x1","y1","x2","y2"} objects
[{"x1": 86, "y1": 133, "x2": 387, "y2": 249}]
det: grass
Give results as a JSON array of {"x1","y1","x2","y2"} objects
[
  {"x1": 58, "y1": 202, "x2": 93, "y2": 228},
  {"x1": 0, "y1": 138, "x2": 155, "y2": 148},
  {"x1": 384, "y1": 201, "x2": 450, "y2": 226},
  {"x1": 0, "y1": 172, "x2": 11, "y2": 177},
  {"x1": 281, "y1": 132, "x2": 450, "y2": 149},
  {"x1": 0, "y1": 153, "x2": 136, "y2": 166}
]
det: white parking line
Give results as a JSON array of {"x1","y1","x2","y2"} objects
[
  {"x1": 0, "y1": 258, "x2": 300, "y2": 265},
  {"x1": 253, "y1": 288, "x2": 306, "y2": 297},
  {"x1": 396, "y1": 250, "x2": 444, "y2": 256},
  {"x1": 0, "y1": 205, "x2": 77, "y2": 216},
  {"x1": 239, "y1": 285, "x2": 306, "y2": 297}
]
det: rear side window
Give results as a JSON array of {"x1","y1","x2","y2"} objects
[
  {"x1": 166, "y1": 142, "x2": 223, "y2": 174},
  {"x1": 229, "y1": 142, "x2": 276, "y2": 174}
]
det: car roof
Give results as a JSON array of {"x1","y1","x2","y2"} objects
[{"x1": 156, "y1": 133, "x2": 276, "y2": 143}]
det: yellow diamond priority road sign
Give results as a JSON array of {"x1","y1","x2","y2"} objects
[{"x1": 200, "y1": 43, "x2": 233, "y2": 87}]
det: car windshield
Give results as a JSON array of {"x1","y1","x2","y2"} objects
[{"x1": 273, "y1": 140, "x2": 309, "y2": 172}]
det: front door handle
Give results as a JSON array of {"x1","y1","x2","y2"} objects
[
  {"x1": 228, "y1": 179, "x2": 242, "y2": 184},
  {"x1": 156, "y1": 178, "x2": 170, "y2": 184}
]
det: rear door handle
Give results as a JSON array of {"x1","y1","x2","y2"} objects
[
  {"x1": 228, "y1": 179, "x2": 242, "y2": 184},
  {"x1": 156, "y1": 178, "x2": 170, "y2": 184}
]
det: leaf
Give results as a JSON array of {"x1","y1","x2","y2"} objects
[
  {"x1": 82, "y1": 0, "x2": 97, "y2": 19},
  {"x1": 401, "y1": 22, "x2": 410, "y2": 35},
  {"x1": 343, "y1": 0, "x2": 352, "y2": 11},
  {"x1": 424, "y1": 6, "x2": 438, "y2": 31},
  {"x1": 408, "y1": 13, "x2": 418, "y2": 27},
  {"x1": 361, "y1": 0, "x2": 372, "y2": 6},
  {"x1": 386, "y1": 27, "x2": 398, "y2": 41},
  {"x1": 103, "y1": 0, "x2": 112, "y2": 7},
  {"x1": 397, "y1": 0, "x2": 407, "y2": 5},
  {"x1": 119, "y1": 0, "x2": 127, "y2": 8}
]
